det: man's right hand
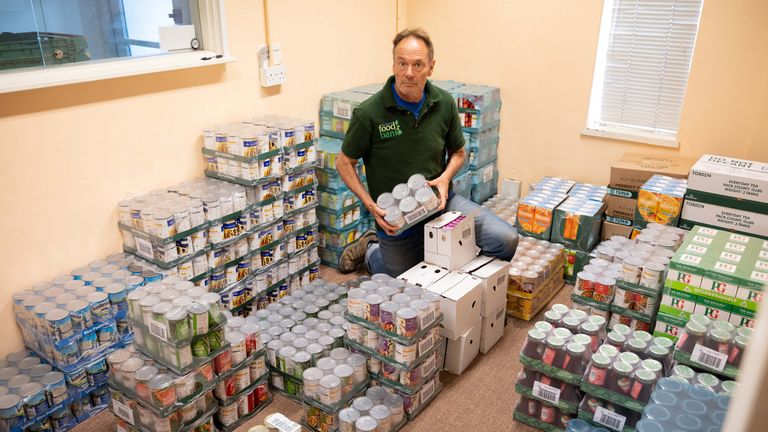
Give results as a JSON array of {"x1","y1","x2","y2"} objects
[{"x1": 368, "y1": 203, "x2": 399, "y2": 236}]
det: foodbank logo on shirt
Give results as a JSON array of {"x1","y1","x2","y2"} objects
[{"x1": 378, "y1": 120, "x2": 403, "y2": 139}]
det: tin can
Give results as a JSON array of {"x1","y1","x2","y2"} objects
[
  {"x1": 45, "y1": 309, "x2": 73, "y2": 342},
  {"x1": 396, "y1": 308, "x2": 418, "y2": 338},
  {"x1": 217, "y1": 402, "x2": 238, "y2": 426}
]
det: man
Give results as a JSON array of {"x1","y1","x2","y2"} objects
[{"x1": 335, "y1": 28, "x2": 518, "y2": 277}]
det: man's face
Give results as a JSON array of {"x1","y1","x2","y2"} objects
[{"x1": 392, "y1": 36, "x2": 435, "y2": 103}]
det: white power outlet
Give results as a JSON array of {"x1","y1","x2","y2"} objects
[{"x1": 260, "y1": 64, "x2": 287, "y2": 87}]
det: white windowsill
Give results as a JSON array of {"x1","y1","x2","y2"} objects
[
  {"x1": 0, "y1": 51, "x2": 237, "y2": 94},
  {"x1": 581, "y1": 127, "x2": 679, "y2": 148}
]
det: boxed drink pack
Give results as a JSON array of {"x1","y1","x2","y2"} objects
[
  {"x1": 550, "y1": 197, "x2": 606, "y2": 252},
  {"x1": 606, "y1": 153, "x2": 696, "y2": 225},
  {"x1": 515, "y1": 191, "x2": 569, "y2": 240},
  {"x1": 633, "y1": 175, "x2": 687, "y2": 229}
]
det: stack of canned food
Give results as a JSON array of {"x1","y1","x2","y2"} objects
[
  {"x1": 12, "y1": 253, "x2": 147, "y2": 371},
  {"x1": 506, "y1": 237, "x2": 566, "y2": 321},
  {"x1": 315, "y1": 136, "x2": 372, "y2": 269},
  {"x1": 343, "y1": 274, "x2": 444, "y2": 421},
  {"x1": 672, "y1": 313, "x2": 751, "y2": 379},
  {"x1": 576, "y1": 327, "x2": 674, "y2": 432},
  {"x1": 300, "y1": 348, "x2": 372, "y2": 432},
  {"x1": 202, "y1": 115, "x2": 317, "y2": 186},
  {"x1": 635, "y1": 378, "x2": 730, "y2": 432},
  {"x1": 126, "y1": 276, "x2": 230, "y2": 372},
  {"x1": 212, "y1": 317, "x2": 271, "y2": 431},
  {"x1": 573, "y1": 229, "x2": 681, "y2": 332},
  {"x1": 118, "y1": 175, "x2": 322, "y2": 316},
  {"x1": 0, "y1": 349, "x2": 110, "y2": 432},
  {"x1": 514, "y1": 309, "x2": 606, "y2": 431}
]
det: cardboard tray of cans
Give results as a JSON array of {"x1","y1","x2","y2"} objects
[
  {"x1": 267, "y1": 364, "x2": 305, "y2": 402},
  {"x1": 513, "y1": 409, "x2": 569, "y2": 432},
  {"x1": 507, "y1": 272, "x2": 565, "y2": 321},
  {"x1": 344, "y1": 330, "x2": 442, "y2": 371},
  {"x1": 514, "y1": 382, "x2": 580, "y2": 415},
  {"x1": 404, "y1": 378, "x2": 442, "y2": 420},
  {"x1": 579, "y1": 344, "x2": 664, "y2": 413},
  {"x1": 343, "y1": 311, "x2": 443, "y2": 347},
  {"x1": 106, "y1": 357, "x2": 217, "y2": 416},
  {"x1": 131, "y1": 335, "x2": 231, "y2": 378},
  {"x1": 214, "y1": 393, "x2": 273, "y2": 432},
  {"x1": 1, "y1": 390, "x2": 76, "y2": 432},
  {"x1": 109, "y1": 386, "x2": 217, "y2": 432},
  {"x1": 666, "y1": 364, "x2": 738, "y2": 395},
  {"x1": 671, "y1": 313, "x2": 750, "y2": 379},
  {"x1": 518, "y1": 335, "x2": 591, "y2": 386},
  {"x1": 576, "y1": 397, "x2": 638, "y2": 432},
  {"x1": 117, "y1": 218, "x2": 210, "y2": 248},
  {"x1": 302, "y1": 375, "x2": 372, "y2": 415},
  {"x1": 508, "y1": 262, "x2": 565, "y2": 301},
  {"x1": 375, "y1": 345, "x2": 443, "y2": 395},
  {"x1": 214, "y1": 369, "x2": 269, "y2": 407}
]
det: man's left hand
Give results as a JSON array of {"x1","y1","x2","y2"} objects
[{"x1": 426, "y1": 175, "x2": 450, "y2": 210}]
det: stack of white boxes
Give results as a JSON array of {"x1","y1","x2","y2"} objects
[{"x1": 398, "y1": 211, "x2": 510, "y2": 375}]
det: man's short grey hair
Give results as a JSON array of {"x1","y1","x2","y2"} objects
[{"x1": 392, "y1": 28, "x2": 434, "y2": 60}]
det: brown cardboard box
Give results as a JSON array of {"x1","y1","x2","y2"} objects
[
  {"x1": 605, "y1": 194, "x2": 636, "y2": 223},
  {"x1": 600, "y1": 220, "x2": 634, "y2": 240},
  {"x1": 609, "y1": 154, "x2": 696, "y2": 191}
]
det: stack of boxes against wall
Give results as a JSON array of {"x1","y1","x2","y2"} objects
[
  {"x1": 430, "y1": 80, "x2": 502, "y2": 204},
  {"x1": 3, "y1": 252, "x2": 161, "y2": 432},
  {"x1": 398, "y1": 212, "x2": 509, "y2": 377},
  {"x1": 316, "y1": 86, "x2": 377, "y2": 268},
  {"x1": 108, "y1": 275, "x2": 272, "y2": 432}
]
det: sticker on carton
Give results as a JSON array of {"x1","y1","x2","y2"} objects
[{"x1": 725, "y1": 242, "x2": 746, "y2": 253}]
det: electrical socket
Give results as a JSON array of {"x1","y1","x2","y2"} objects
[{"x1": 260, "y1": 64, "x2": 287, "y2": 87}]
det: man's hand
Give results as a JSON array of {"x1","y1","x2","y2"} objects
[
  {"x1": 426, "y1": 175, "x2": 451, "y2": 210},
  {"x1": 367, "y1": 202, "x2": 399, "y2": 235}
]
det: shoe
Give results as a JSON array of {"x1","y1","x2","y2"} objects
[{"x1": 338, "y1": 230, "x2": 377, "y2": 273}]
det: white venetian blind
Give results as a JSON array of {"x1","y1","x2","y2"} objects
[{"x1": 586, "y1": 0, "x2": 704, "y2": 143}]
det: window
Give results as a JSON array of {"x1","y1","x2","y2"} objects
[
  {"x1": 584, "y1": 0, "x2": 704, "y2": 147},
  {"x1": 0, "y1": 0, "x2": 232, "y2": 93}
]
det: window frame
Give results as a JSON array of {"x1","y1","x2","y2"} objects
[
  {"x1": 582, "y1": 0, "x2": 704, "y2": 148},
  {"x1": 0, "y1": 0, "x2": 235, "y2": 94}
]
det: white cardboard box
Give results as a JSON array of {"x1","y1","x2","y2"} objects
[
  {"x1": 459, "y1": 256, "x2": 510, "y2": 316},
  {"x1": 427, "y1": 271, "x2": 483, "y2": 340},
  {"x1": 424, "y1": 211, "x2": 477, "y2": 271},
  {"x1": 398, "y1": 262, "x2": 449, "y2": 288},
  {"x1": 680, "y1": 199, "x2": 768, "y2": 238},
  {"x1": 442, "y1": 320, "x2": 481, "y2": 375},
  {"x1": 688, "y1": 155, "x2": 768, "y2": 203},
  {"x1": 480, "y1": 306, "x2": 505, "y2": 354}
]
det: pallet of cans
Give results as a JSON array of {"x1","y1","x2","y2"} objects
[
  {"x1": 376, "y1": 174, "x2": 441, "y2": 235},
  {"x1": 212, "y1": 321, "x2": 271, "y2": 432},
  {"x1": 633, "y1": 378, "x2": 730, "y2": 432},
  {"x1": 0, "y1": 349, "x2": 110, "y2": 432},
  {"x1": 656, "y1": 225, "x2": 764, "y2": 340},
  {"x1": 577, "y1": 330, "x2": 670, "y2": 430},
  {"x1": 12, "y1": 254, "x2": 141, "y2": 372},
  {"x1": 672, "y1": 313, "x2": 750, "y2": 379},
  {"x1": 202, "y1": 116, "x2": 317, "y2": 187},
  {"x1": 338, "y1": 386, "x2": 407, "y2": 432},
  {"x1": 507, "y1": 237, "x2": 566, "y2": 320},
  {"x1": 300, "y1": 349, "x2": 371, "y2": 432},
  {"x1": 126, "y1": 277, "x2": 229, "y2": 375}
]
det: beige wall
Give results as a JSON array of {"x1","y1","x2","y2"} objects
[
  {"x1": 406, "y1": 0, "x2": 768, "y2": 187},
  {"x1": 0, "y1": 0, "x2": 398, "y2": 354}
]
